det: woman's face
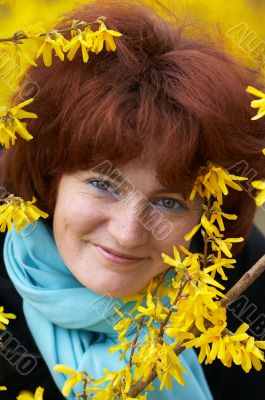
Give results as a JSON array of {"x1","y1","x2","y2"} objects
[{"x1": 53, "y1": 158, "x2": 202, "y2": 298}]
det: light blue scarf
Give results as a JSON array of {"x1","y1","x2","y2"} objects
[{"x1": 4, "y1": 220, "x2": 213, "y2": 399}]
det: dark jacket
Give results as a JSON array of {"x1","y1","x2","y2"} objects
[{"x1": 0, "y1": 225, "x2": 265, "y2": 399}]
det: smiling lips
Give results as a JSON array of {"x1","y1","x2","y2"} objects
[{"x1": 94, "y1": 244, "x2": 146, "y2": 265}]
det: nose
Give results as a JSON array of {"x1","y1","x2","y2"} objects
[{"x1": 107, "y1": 199, "x2": 149, "y2": 249}]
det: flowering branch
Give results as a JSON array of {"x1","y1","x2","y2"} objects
[
  {"x1": 0, "y1": 194, "x2": 48, "y2": 232},
  {"x1": 127, "y1": 251, "x2": 265, "y2": 397},
  {"x1": 0, "y1": 17, "x2": 105, "y2": 43}
]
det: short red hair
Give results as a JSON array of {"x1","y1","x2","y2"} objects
[{"x1": 1, "y1": 0, "x2": 265, "y2": 254}]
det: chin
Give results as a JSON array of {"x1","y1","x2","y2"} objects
[
  {"x1": 89, "y1": 285, "x2": 136, "y2": 298},
  {"x1": 83, "y1": 279, "x2": 143, "y2": 298},
  {"x1": 72, "y1": 266, "x2": 149, "y2": 298}
]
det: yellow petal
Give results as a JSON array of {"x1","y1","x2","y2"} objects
[
  {"x1": 246, "y1": 86, "x2": 265, "y2": 98},
  {"x1": 53, "y1": 364, "x2": 77, "y2": 375},
  {"x1": 35, "y1": 387, "x2": 44, "y2": 400},
  {"x1": 43, "y1": 44, "x2": 52, "y2": 67},
  {"x1": 250, "y1": 98, "x2": 265, "y2": 108},
  {"x1": 252, "y1": 180, "x2": 265, "y2": 190},
  {"x1": 15, "y1": 110, "x2": 38, "y2": 119},
  {"x1": 235, "y1": 322, "x2": 249, "y2": 335},
  {"x1": 184, "y1": 222, "x2": 201, "y2": 241},
  {"x1": 17, "y1": 391, "x2": 34, "y2": 400},
  {"x1": 104, "y1": 33, "x2": 117, "y2": 51},
  {"x1": 255, "y1": 341, "x2": 265, "y2": 350},
  {"x1": 105, "y1": 29, "x2": 122, "y2": 37},
  {"x1": 66, "y1": 42, "x2": 80, "y2": 61},
  {"x1": 250, "y1": 353, "x2": 263, "y2": 371},
  {"x1": 252, "y1": 110, "x2": 265, "y2": 120},
  {"x1": 62, "y1": 376, "x2": 78, "y2": 397},
  {"x1": 81, "y1": 44, "x2": 89, "y2": 63},
  {"x1": 13, "y1": 119, "x2": 33, "y2": 140},
  {"x1": 14, "y1": 98, "x2": 34, "y2": 109}
]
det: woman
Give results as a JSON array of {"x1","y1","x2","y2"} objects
[{"x1": 0, "y1": 0, "x2": 265, "y2": 398}]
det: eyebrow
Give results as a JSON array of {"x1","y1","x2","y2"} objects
[{"x1": 89, "y1": 165, "x2": 185, "y2": 197}]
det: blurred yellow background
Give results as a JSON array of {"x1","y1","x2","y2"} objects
[
  {"x1": 0, "y1": 0, "x2": 265, "y2": 103},
  {"x1": 0, "y1": 0, "x2": 264, "y2": 233},
  {"x1": 0, "y1": 0, "x2": 265, "y2": 104}
]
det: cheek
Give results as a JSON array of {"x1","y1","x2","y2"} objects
[
  {"x1": 53, "y1": 194, "x2": 107, "y2": 241},
  {"x1": 154, "y1": 211, "x2": 202, "y2": 257},
  {"x1": 52, "y1": 197, "x2": 108, "y2": 275}
]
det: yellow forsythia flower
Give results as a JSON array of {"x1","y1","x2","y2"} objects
[
  {"x1": 0, "y1": 195, "x2": 49, "y2": 233},
  {"x1": 64, "y1": 20, "x2": 122, "y2": 62},
  {"x1": 108, "y1": 337, "x2": 132, "y2": 362},
  {"x1": 0, "y1": 98, "x2": 37, "y2": 148},
  {"x1": 156, "y1": 343, "x2": 187, "y2": 390},
  {"x1": 53, "y1": 364, "x2": 84, "y2": 397},
  {"x1": 136, "y1": 292, "x2": 167, "y2": 326},
  {"x1": 246, "y1": 86, "x2": 265, "y2": 120},
  {"x1": 211, "y1": 236, "x2": 244, "y2": 258},
  {"x1": 0, "y1": 386, "x2": 7, "y2": 391},
  {"x1": 87, "y1": 366, "x2": 132, "y2": 397},
  {"x1": 113, "y1": 306, "x2": 133, "y2": 340},
  {"x1": 250, "y1": 148, "x2": 265, "y2": 206},
  {"x1": 0, "y1": 306, "x2": 16, "y2": 330},
  {"x1": 209, "y1": 201, "x2": 237, "y2": 231},
  {"x1": 251, "y1": 180, "x2": 265, "y2": 206},
  {"x1": 63, "y1": 25, "x2": 94, "y2": 63},
  {"x1": 36, "y1": 32, "x2": 68, "y2": 67},
  {"x1": 204, "y1": 255, "x2": 236, "y2": 280},
  {"x1": 86, "y1": 387, "x2": 113, "y2": 399},
  {"x1": 162, "y1": 245, "x2": 187, "y2": 273},
  {"x1": 17, "y1": 386, "x2": 44, "y2": 400},
  {"x1": 91, "y1": 21, "x2": 122, "y2": 53},
  {"x1": 190, "y1": 162, "x2": 247, "y2": 204},
  {"x1": 184, "y1": 212, "x2": 223, "y2": 241},
  {"x1": 132, "y1": 327, "x2": 187, "y2": 388},
  {"x1": 185, "y1": 321, "x2": 265, "y2": 372}
]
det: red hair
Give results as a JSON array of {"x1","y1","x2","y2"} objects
[{"x1": 1, "y1": 0, "x2": 265, "y2": 254}]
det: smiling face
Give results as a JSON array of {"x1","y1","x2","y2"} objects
[{"x1": 52, "y1": 158, "x2": 202, "y2": 298}]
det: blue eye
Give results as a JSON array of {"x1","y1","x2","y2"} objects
[
  {"x1": 88, "y1": 178, "x2": 119, "y2": 195},
  {"x1": 154, "y1": 198, "x2": 184, "y2": 211}
]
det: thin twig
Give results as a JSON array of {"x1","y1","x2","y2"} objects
[
  {"x1": 202, "y1": 199, "x2": 211, "y2": 268},
  {"x1": 158, "y1": 279, "x2": 188, "y2": 339},
  {"x1": 0, "y1": 18, "x2": 104, "y2": 44},
  {"x1": 221, "y1": 253, "x2": 265, "y2": 307}
]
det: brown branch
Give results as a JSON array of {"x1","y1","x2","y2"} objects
[
  {"x1": 221, "y1": 253, "x2": 265, "y2": 307},
  {"x1": 158, "y1": 279, "x2": 188, "y2": 339},
  {"x1": 128, "y1": 320, "x2": 143, "y2": 369},
  {"x1": 202, "y1": 198, "x2": 211, "y2": 268}
]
